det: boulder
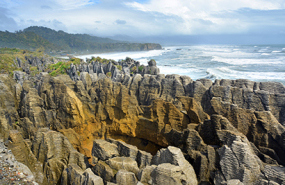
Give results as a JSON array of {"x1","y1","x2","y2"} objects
[
  {"x1": 92, "y1": 160, "x2": 115, "y2": 182},
  {"x1": 92, "y1": 139, "x2": 119, "y2": 161},
  {"x1": 152, "y1": 146, "x2": 198, "y2": 185},
  {"x1": 151, "y1": 163, "x2": 188, "y2": 185},
  {"x1": 138, "y1": 165, "x2": 156, "y2": 184},
  {"x1": 108, "y1": 139, "x2": 138, "y2": 160},
  {"x1": 106, "y1": 157, "x2": 140, "y2": 176},
  {"x1": 137, "y1": 150, "x2": 153, "y2": 169},
  {"x1": 61, "y1": 164, "x2": 104, "y2": 185},
  {"x1": 116, "y1": 169, "x2": 138, "y2": 185}
]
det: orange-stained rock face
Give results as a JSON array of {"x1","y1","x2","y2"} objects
[
  {"x1": 3, "y1": 73, "x2": 285, "y2": 168},
  {"x1": 16, "y1": 76, "x2": 210, "y2": 155},
  {"x1": 7, "y1": 75, "x2": 222, "y2": 156}
]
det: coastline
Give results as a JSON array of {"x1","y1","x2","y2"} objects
[
  {"x1": 67, "y1": 44, "x2": 285, "y2": 85},
  {"x1": 1, "y1": 49, "x2": 285, "y2": 184}
]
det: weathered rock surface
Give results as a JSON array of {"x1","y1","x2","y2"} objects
[
  {"x1": 0, "y1": 56, "x2": 285, "y2": 185},
  {"x1": 152, "y1": 146, "x2": 198, "y2": 185},
  {"x1": 61, "y1": 164, "x2": 104, "y2": 185},
  {"x1": 106, "y1": 157, "x2": 140, "y2": 176},
  {"x1": 92, "y1": 160, "x2": 115, "y2": 182},
  {"x1": 151, "y1": 163, "x2": 189, "y2": 185},
  {"x1": 31, "y1": 128, "x2": 87, "y2": 184},
  {"x1": 92, "y1": 139, "x2": 119, "y2": 161},
  {"x1": 116, "y1": 169, "x2": 138, "y2": 185}
]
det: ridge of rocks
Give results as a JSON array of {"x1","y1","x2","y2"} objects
[{"x1": 0, "y1": 56, "x2": 285, "y2": 184}]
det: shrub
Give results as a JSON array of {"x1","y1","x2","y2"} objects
[
  {"x1": 106, "y1": 72, "x2": 112, "y2": 77},
  {"x1": 138, "y1": 66, "x2": 144, "y2": 72},
  {"x1": 131, "y1": 66, "x2": 137, "y2": 72},
  {"x1": 30, "y1": 66, "x2": 37, "y2": 71},
  {"x1": 116, "y1": 65, "x2": 122, "y2": 70}
]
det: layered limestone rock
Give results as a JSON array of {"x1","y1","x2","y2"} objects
[
  {"x1": 61, "y1": 164, "x2": 104, "y2": 185},
  {"x1": 152, "y1": 146, "x2": 198, "y2": 185},
  {"x1": 31, "y1": 128, "x2": 87, "y2": 184},
  {"x1": 0, "y1": 75, "x2": 20, "y2": 139},
  {"x1": 0, "y1": 56, "x2": 285, "y2": 184}
]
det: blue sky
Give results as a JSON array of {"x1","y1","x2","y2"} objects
[{"x1": 0, "y1": 0, "x2": 284, "y2": 44}]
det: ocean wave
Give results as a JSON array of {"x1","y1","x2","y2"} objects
[
  {"x1": 206, "y1": 67, "x2": 285, "y2": 81},
  {"x1": 258, "y1": 49, "x2": 270, "y2": 53},
  {"x1": 76, "y1": 49, "x2": 169, "y2": 61},
  {"x1": 272, "y1": 51, "x2": 281, "y2": 53},
  {"x1": 211, "y1": 56, "x2": 283, "y2": 65},
  {"x1": 205, "y1": 51, "x2": 259, "y2": 58},
  {"x1": 206, "y1": 67, "x2": 238, "y2": 80},
  {"x1": 159, "y1": 65, "x2": 201, "y2": 77},
  {"x1": 261, "y1": 53, "x2": 271, "y2": 56}
]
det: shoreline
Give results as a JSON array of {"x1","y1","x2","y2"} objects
[{"x1": 61, "y1": 44, "x2": 285, "y2": 85}]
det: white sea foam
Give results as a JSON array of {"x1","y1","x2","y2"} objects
[
  {"x1": 75, "y1": 49, "x2": 169, "y2": 61},
  {"x1": 211, "y1": 56, "x2": 283, "y2": 65},
  {"x1": 205, "y1": 50, "x2": 259, "y2": 58},
  {"x1": 258, "y1": 49, "x2": 270, "y2": 53},
  {"x1": 272, "y1": 51, "x2": 281, "y2": 53},
  {"x1": 206, "y1": 67, "x2": 285, "y2": 81},
  {"x1": 158, "y1": 65, "x2": 200, "y2": 77},
  {"x1": 261, "y1": 53, "x2": 271, "y2": 56}
]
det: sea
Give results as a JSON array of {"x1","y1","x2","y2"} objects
[{"x1": 76, "y1": 45, "x2": 285, "y2": 85}]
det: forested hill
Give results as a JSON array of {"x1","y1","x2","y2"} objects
[
  {"x1": 0, "y1": 31, "x2": 61, "y2": 53},
  {"x1": 0, "y1": 26, "x2": 162, "y2": 55}
]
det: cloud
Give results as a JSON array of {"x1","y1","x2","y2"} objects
[
  {"x1": 25, "y1": 19, "x2": 67, "y2": 31},
  {"x1": 52, "y1": 0, "x2": 100, "y2": 10},
  {"x1": 124, "y1": 0, "x2": 285, "y2": 35},
  {"x1": 193, "y1": 19, "x2": 214, "y2": 25},
  {"x1": 115, "y1": 19, "x2": 126, "y2": 25},
  {"x1": 1, "y1": 0, "x2": 285, "y2": 42},
  {"x1": 0, "y1": 7, "x2": 18, "y2": 32},
  {"x1": 41, "y1": 5, "x2": 52, "y2": 9}
]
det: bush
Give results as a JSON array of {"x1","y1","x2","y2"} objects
[
  {"x1": 48, "y1": 57, "x2": 83, "y2": 77},
  {"x1": 106, "y1": 72, "x2": 112, "y2": 77},
  {"x1": 116, "y1": 65, "x2": 122, "y2": 70},
  {"x1": 131, "y1": 66, "x2": 137, "y2": 72},
  {"x1": 30, "y1": 66, "x2": 37, "y2": 71},
  {"x1": 138, "y1": 66, "x2": 144, "y2": 72}
]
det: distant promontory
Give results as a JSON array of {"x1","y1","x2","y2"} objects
[{"x1": 0, "y1": 26, "x2": 162, "y2": 55}]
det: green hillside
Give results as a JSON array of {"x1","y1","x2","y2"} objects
[
  {"x1": 0, "y1": 31, "x2": 61, "y2": 53},
  {"x1": 0, "y1": 26, "x2": 162, "y2": 55},
  {"x1": 23, "y1": 26, "x2": 162, "y2": 54}
]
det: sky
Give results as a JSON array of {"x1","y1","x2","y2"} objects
[{"x1": 0, "y1": 0, "x2": 285, "y2": 44}]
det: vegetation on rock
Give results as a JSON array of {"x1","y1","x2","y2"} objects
[
  {"x1": 0, "y1": 47, "x2": 46, "y2": 76},
  {"x1": 1, "y1": 26, "x2": 162, "y2": 55}
]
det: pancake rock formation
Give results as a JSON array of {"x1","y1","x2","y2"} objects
[{"x1": 0, "y1": 55, "x2": 285, "y2": 184}]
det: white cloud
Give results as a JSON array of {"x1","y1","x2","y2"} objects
[
  {"x1": 1, "y1": 0, "x2": 285, "y2": 38},
  {"x1": 51, "y1": 0, "x2": 98, "y2": 10}
]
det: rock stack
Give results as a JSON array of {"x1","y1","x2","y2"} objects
[{"x1": 0, "y1": 55, "x2": 284, "y2": 184}]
